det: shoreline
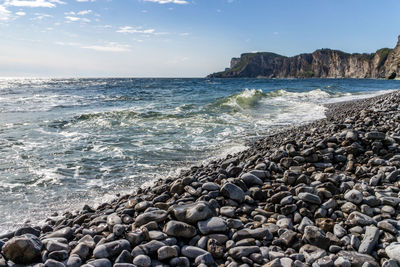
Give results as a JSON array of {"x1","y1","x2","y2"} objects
[{"x1": 1, "y1": 91, "x2": 400, "y2": 266}]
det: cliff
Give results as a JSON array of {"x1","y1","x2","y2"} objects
[{"x1": 208, "y1": 35, "x2": 400, "y2": 79}]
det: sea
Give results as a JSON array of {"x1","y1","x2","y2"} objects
[{"x1": 0, "y1": 78, "x2": 399, "y2": 233}]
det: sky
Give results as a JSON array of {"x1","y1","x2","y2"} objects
[{"x1": 0, "y1": 0, "x2": 400, "y2": 77}]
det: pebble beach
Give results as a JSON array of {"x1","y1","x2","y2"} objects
[{"x1": 2, "y1": 90, "x2": 400, "y2": 267}]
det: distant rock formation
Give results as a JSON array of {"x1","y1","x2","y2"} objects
[{"x1": 208, "y1": 36, "x2": 400, "y2": 79}]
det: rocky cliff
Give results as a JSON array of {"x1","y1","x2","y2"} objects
[{"x1": 208, "y1": 36, "x2": 400, "y2": 79}]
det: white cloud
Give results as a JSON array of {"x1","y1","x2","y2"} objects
[
  {"x1": 4, "y1": 0, "x2": 65, "y2": 8},
  {"x1": 82, "y1": 43, "x2": 131, "y2": 52},
  {"x1": 65, "y1": 16, "x2": 90, "y2": 22},
  {"x1": 65, "y1": 10, "x2": 91, "y2": 16},
  {"x1": 55, "y1": 41, "x2": 81, "y2": 46},
  {"x1": 76, "y1": 0, "x2": 95, "y2": 2},
  {"x1": 0, "y1": 6, "x2": 11, "y2": 21},
  {"x1": 77, "y1": 9, "x2": 91, "y2": 15},
  {"x1": 32, "y1": 12, "x2": 53, "y2": 20},
  {"x1": 15, "y1": 11, "x2": 26, "y2": 16},
  {"x1": 143, "y1": 0, "x2": 188, "y2": 4},
  {"x1": 55, "y1": 41, "x2": 130, "y2": 52},
  {"x1": 117, "y1": 26, "x2": 155, "y2": 34}
]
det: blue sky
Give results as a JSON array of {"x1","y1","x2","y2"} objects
[{"x1": 0, "y1": 0, "x2": 400, "y2": 77}]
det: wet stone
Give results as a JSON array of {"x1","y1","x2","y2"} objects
[
  {"x1": 132, "y1": 255, "x2": 151, "y2": 267},
  {"x1": 157, "y1": 246, "x2": 178, "y2": 261},
  {"x1": 171, "y1": 202, "x2": 214, "y2": 224},
  {"x1": 163, "y1": 220, "x2": 197, "y2": 238},
  {"x1": 344, "y1": 189, "x2": 363, "y2": 204},
  {"x1": 220, "y1": 183, "x2": 245, "y2": 203},
  {"x1": 197, "y1": 217, "x2": 227, "y2": 235},
  {"x1": 298, "y1": 192, "x2": 321, "y2": 205},
  {"x1": 302, "y1": 226, "x2": 330, "y2": 250},
  {"x1": 135, "y1": 210, "x2": 168, "y2": 227},
  {"x1": 93, "y1": 239, "x2": 130, "y2": 259},
  {"x1": 2, "y1": 234, "x2": 43, "y2": 264},
  {"x1": 358, "y1": 226, "x2": 380, "y2": 254}
]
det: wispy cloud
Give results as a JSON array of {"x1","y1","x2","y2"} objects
[
  {"x1": 15, "y1": 11, "x2": 26, "y2": 16},
  {"x1": 117, "y1": 26, "x2": 155, "y2": 34},
  {"x1": 32, "y1": 12, "x2": 53, "y2": 20},
  {"x1": 65, "y1": 16, "x2": 90, "y2": 22},
  {"x1": 0, "y1": 6, "x2": 11, "y2": 21},
  {"x1": 82, "y1": 43, "x2": 131, "y2": 52},
  {"x1": 56, "y1": 41, "x2": 131, "y2": 52},
  {"x1": 65, "y1": 10, "x2": 92, "y2": 15},
  {"x1": 4, "y1": 0, "x2": 65, "y2": 8},
  {"x1": 143, "y1": 0, "x2": 188, "y2": 4},
  {"x1": 76, "y1": 0, "x2": 95, "y2": 2}
]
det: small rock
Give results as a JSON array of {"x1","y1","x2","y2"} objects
[
  {"x1": 181, "y1": 246, "x2": 208, "y2": 258},
  {"x1": 171, "y1": 202, "x2": 214, "y2": 224},
  {"x1": 132, "y1": 255, "x2": 151, "y2": 267},
  {"x1": 298, "y1": 192, "x2": 321, "y2": 205},
  {"x1": 135, "y1": 210, "x2": 168, "y2": 227},
  {"x1": 197, "y1": 217, "x2": 227, "y2": 234},
  {"x1": 93, "y1": 239, "x2": 130, "y2": 258},
  {"x1": 358, "y1": 226, "x2": 380, "y2": 254},
  {"x1": 2, "y1": 234, "x2": 43, "y2": 264},
  {"x1": 220, "y1": 183, "x2": 245, "y2": 203},
  {"x1": 303, "y1": 226, "x2": 329, "y2": 249},
  {"x1": 344, "y1": 189, "x2": 363, "y2": 204},
  {"x1": 163, "y1": 220, "x2": 197, "y2": 238}
]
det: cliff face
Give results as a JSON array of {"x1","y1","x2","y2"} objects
[{"x1": 208, "y1": 36, "x2": 400, "y2": 79}]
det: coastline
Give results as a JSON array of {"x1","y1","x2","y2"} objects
[{"x1": 1, "y1": 91, "x2": 400, "y2": 266}]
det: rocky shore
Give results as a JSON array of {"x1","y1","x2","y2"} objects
[{"x1": 2, "y1": 91, "x2": 400, "y2": 267}]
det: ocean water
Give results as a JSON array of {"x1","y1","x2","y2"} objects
[{"x1": 0, "y1": 78, "x2": 399, "y2": 233}]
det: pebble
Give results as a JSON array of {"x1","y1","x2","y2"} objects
[
  {"x1": 171, "y1": 202, "x2": 214, "y2": 223},
  {"x1": 163, "y1": 220, "x2": 197, "y2": 238},
  {"x1": 197, "y1": 217, "x2": 227, "y2": 234},
  {"x1": 220, "y1": 183, "x2": 245, "y2": 203},
  {"x1": 386, "y1": 242, "x2": 400, "y2": 263},
  {"x1": 344, "y1": 189, "x2": 363, "y2": 204},
  {"x1": 2, "y1": 234, "x2": 43, "y2": 264},
  {"x1": 298, "y1": 192, "x2": 321, "y2": 205},
  {"x1": 358, "y1": 226, "x2": 380, "y2": 254},
  {"x1": 157, "y1": 245, "x2": 178, "y2": 260},
  {"x1": 135, "y1": 210, "x2": 168, "y2": 226},
  {"x1": 93, "y1": 240, "x2": 130, "y2": 258},
  {"x1": 132, "y1": 255, "x2": 151, "y2": 267}
]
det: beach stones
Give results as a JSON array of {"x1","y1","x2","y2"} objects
[
  {"x1": 93, "y1": 240, "x2": 130, "y2": 258},
  {"x1": 240, "y1": 172, "x2": 263, "y2": 186},
  {"x1": 346, "y1": 211, "x2": 376, "y2": 226},
  {"x1": 197, "y1": 217, "x2": 227, "y2": 234},
  {"x1": 171, "y1": 202, "x2": 214, "y2": 223},
  {"x1": 4, "y1": 91, "x2": 400, "y2": 267},
  {"x1": 157, "y1": 246, "x2": 178, "y2": 260},
  {"x1": 132, "y1": 255, "x2": 151, "y2": 267},
  {"x1": 358, "y1": 226, "x2": 380, "y2": 254},
  {"x1": 163, "y1": 220, "x2": 197, "y2": 238},
  {"x1": 135, "y1": 210, "x2": 168, "y2": 226},
  {"x1": 220, "y1": 183, "x2": 245, "y2": 203},
  {"x1": 228, "y1": 246, "x2": 260, "y2": 259},
  {"x1": 366, "y1": 131, "x2": 386, "y2": 140},
  {"x1": 2, "y1": 234, "x2": 43, "y2": 264},
  {"x1": 302, "y1": 226, "x2": 330, "y2": 249},
  {"x1": 344, "y1": 189, "x2": 363, "y2": 204},
  {"x1": 386, "y1": 243, "x2": 400, "y2": 263},
  {"x1": 181, "y1": 246, "x2": 208, "y2": 258},
  {"x1": 298, "y1": 192, "x2": 321, "y2": 205}
]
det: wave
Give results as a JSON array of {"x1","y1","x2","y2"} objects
[{"x1": 215, "y1": 88, "x2": 337, "y2": 111}]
